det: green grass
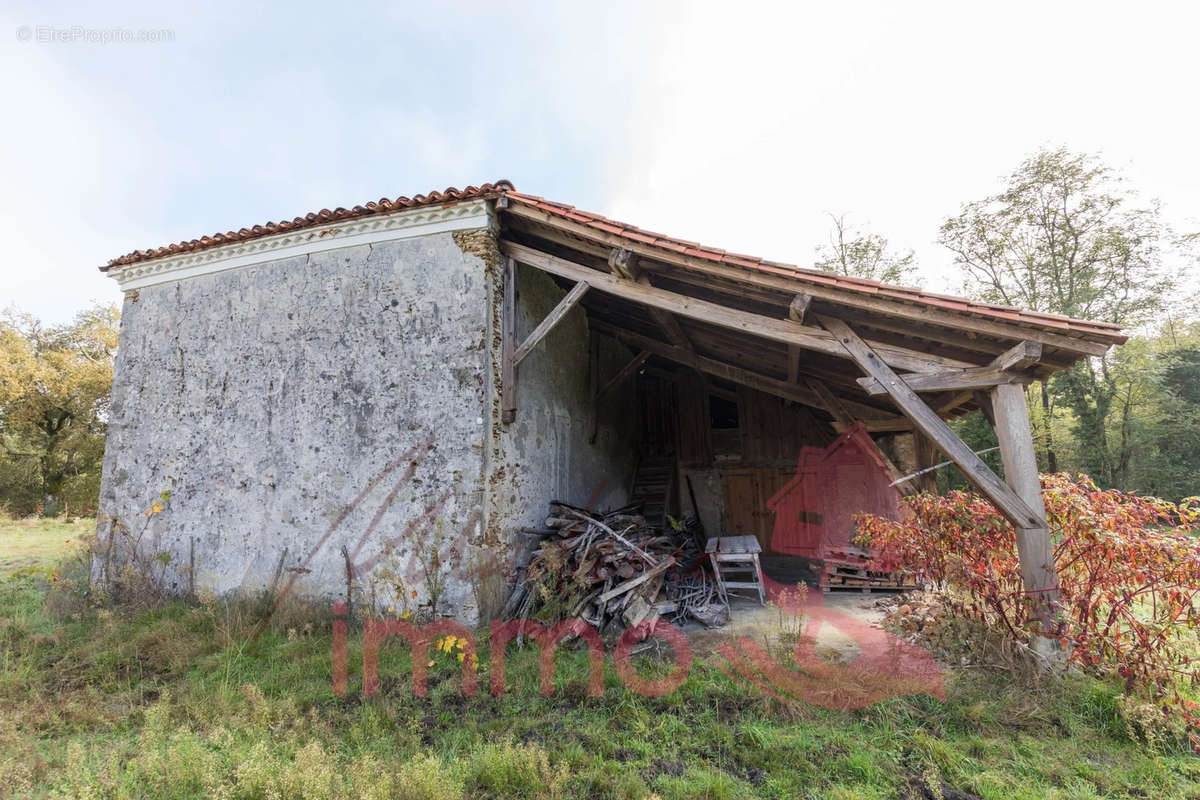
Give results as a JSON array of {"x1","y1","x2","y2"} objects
[
  {"x1": 1, "y1": 531, "x2": 1198, "y2": 799},
  {"x1": 0, "y1": 514, "x2": 91, "y2": 576}
]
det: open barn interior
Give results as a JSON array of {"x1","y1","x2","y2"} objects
[{"x1": 492, "y1": 188, "x2": 1124, "y2": 618}]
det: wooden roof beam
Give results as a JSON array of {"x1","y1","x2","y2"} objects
[
  {"x1": 637, "y1": 275, "x2": 694, "y2": 352},
  {"x1": 589, "y1": 320, "x2": 903, "y2": 424},
  {"x1": 858, "y1": 341, "x2": 1043, "y2": 396},
  {"x1": 502, "y1": 204, "x2": 1115, "y2": 357},
  {"x1": 854, "y1": 418, "x2": 916, "y2": 433},
  {"x1": 597, "y1": 349, "x2": 650, "y2": 399},
  {"x1": 509, "y1": 216, "x2": 1077, "y2": 368},
  {"x1": 501, "y1": 240, "x2": 972, "y2": 375}
]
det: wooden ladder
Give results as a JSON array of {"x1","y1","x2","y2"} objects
[
  {"x1": 706, "y1": 535, "x2": 766, "y2": 605},
  {"x1": 631, "y1": 454, "x2": 676, "y2": 531}
]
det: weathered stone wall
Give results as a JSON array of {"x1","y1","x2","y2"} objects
[
  {"x1": 98, "y1": 224, "x2": 638, "y2": 622},
  {"x1": 99, "y1": 231, "x2": 494, "y2": 618}
]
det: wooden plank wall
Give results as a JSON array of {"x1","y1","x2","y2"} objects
[
  {"x1": 676, "y1": 371, "x2": 713, "y2": 465},
  {"x1": 735, "y1": 385, "x2": 834, "y2": 465},
  {"x1": 639, "y1": 375, "x2": 680, "y2": 456}
]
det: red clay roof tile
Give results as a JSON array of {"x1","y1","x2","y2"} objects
[{"x1": 102, "y1": 181, "x2": 514, "y2": 269}]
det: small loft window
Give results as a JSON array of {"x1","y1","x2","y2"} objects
[{"x1": 709, "y1": 394, "x2": 739, "y2": 430}]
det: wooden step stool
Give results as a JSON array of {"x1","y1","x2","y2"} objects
[{"x1": 706, "y1": 535, "x2": 766, "y2": 606}]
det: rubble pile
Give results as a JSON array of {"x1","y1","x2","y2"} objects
[{"x1": 875, "y1": 589, "x2": 950, "y2": 642}]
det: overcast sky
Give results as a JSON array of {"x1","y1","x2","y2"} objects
[{"x1": 2, "y1": 0, "x2": 1197, "y2": 325}]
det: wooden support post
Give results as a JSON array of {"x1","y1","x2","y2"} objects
[
  {"x1": 823, "y1": 313, "x2": 1062, "y2": 660},
  {"x1": 501, "y1": 256, "x2": 517, "y2": 424},
  {"x1": 913, "y1": 433, "x2": 940, "y2": 494},
  {"x1": 512, "y1": 280, "x2": 589, "y2": 366},
  {"x1": 991, "y1": 382, "x2": 1061, "y2": 655},
  {"x1": 787, "y1": 346, "x2": 801, "y2": 384}
]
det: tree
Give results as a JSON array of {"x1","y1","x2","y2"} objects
[
  {"x1": 1120, "y1": 319, "x2": 1200, "y2": 501},
  {"x1": 815, "y1": 214, "x2": 919, "y2": 286},
  {"x1": 0, "y1": 305, "x2": 119, "y2": 516},
  {"x1": 939, "y1": 148, "x2": 1181, "y2": 487}
]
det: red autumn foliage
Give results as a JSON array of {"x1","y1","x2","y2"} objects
[{"x1": 856, "y1": 473, "x2": 1200, "y2": 750}]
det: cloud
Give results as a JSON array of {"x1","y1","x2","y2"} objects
[
  {"x1": 605, "y1": 0, "x2": 1200, "y2": 292},
  {"x1": 1, "y1": 0, "x2": 1196, "y2": 324}
]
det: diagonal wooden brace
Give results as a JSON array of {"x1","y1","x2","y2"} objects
[{"x1": 818, "y1": 315, "x2": 1043, "y2": 529}]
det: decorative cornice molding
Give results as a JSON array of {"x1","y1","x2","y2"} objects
[{"x1": 107, "y1": 199, "x2": 494, "y2": 291}]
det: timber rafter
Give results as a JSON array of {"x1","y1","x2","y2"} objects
[
  {"x1": 502, "y1": 202, "x2": 1118, "y2": 358},
  {"x1": 500, "y1": 240, "x2": 974, "y2": 375}
]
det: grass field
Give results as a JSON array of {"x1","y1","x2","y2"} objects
[
  {"x1": 0, "y1": 515, "x2": 91, "y2": 577},
  {"x1": 1, "y1": 522, "x2": 1198, "y2": 799}
]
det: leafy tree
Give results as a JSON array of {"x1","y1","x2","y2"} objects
[
  {"x1": 939, "y1": 148, "x2": 1183, "y2": 487},
  {"x1": 815, "y1": 214, "x2": 919, "y2": 286},
  {"x1": 0, "y1": 305, "x2": 119, "y2": 516},
  {"x1": 1121, "y1": 319, "x2": 1200, "y2": 501}
]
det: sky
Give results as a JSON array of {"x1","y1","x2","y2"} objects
[{"x1": 2, "y1": 0, "x2": 1198, "y2": 325}]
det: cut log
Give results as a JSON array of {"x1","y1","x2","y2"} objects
[{"x1": 598, "y1": 556, "x2": 676, "y2": 604}]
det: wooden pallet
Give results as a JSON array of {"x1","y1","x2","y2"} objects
[{"x1": 821, "y1": 558, "x2": 914, "y2": 593}]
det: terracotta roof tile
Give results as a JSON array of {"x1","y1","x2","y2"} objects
[{"x1": 102, "y1": 181, "x2": 513, "y2": 269}]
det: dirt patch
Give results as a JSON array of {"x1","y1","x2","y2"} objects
[{"x1": 685, "y1": 593, "x2": 891, "y2": 660}]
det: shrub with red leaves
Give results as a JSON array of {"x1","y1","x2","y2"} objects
[{"x1": 856, "y1": 473, "x2": 1200, "y2": 751}]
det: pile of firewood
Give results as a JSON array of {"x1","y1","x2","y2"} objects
[{"x1": 501, "y1": 501, "x2": 728, "y2": 639}]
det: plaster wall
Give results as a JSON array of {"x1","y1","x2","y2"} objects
[
  {"x1": 99, "y1": 232, "x2": 493, "y2": 617},
  {"x1": 98, "y1": 222, "x2": 638, "y2": 621}
]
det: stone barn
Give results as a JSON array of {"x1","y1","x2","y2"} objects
[{"x1": 96, "y1": 180, "x2": 1125, "y2": 624}]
